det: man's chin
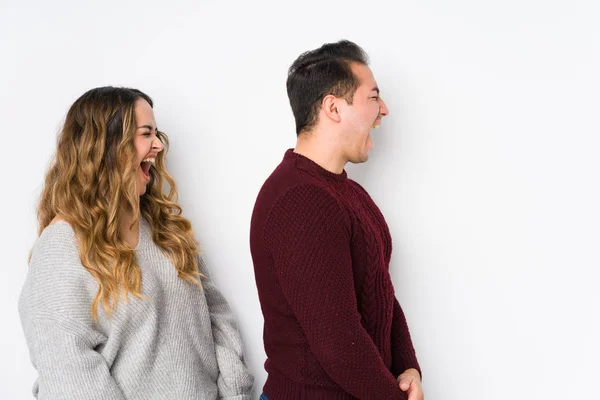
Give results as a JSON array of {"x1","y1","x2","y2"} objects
[{"x1": 349, "y1": 153, "x2": 369, "y2": 164}]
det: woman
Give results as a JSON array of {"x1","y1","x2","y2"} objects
[{"x1": 19, "y1": 87, "x2": 253, "y2": 399}]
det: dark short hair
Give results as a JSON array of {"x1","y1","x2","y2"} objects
[{"x1": 286, "y1": 40, "x2": 369, "y2": 135}]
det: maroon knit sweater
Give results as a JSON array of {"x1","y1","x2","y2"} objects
[{"x1": 250, "y1": 150, "x2": 421, "y2": 399}]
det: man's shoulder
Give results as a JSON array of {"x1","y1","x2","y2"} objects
[{"x1": 255, "y1": 158, "x2": 329, "y2": 206}]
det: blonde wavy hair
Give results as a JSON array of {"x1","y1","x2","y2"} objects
[{"x1": 36, "y1": 86, "x2": 200, "y2": 319}]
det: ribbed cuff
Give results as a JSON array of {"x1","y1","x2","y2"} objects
[{"x1": 392, "y1": 350, "x2": 422, "y2": 380}]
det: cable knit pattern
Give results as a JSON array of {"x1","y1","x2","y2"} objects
[
  {"x1": 250, "y1": 149, "x2": 420, "y2": 400},
  {"x1": 19, "y1": 218, "x2": 253, "y2": 400}
]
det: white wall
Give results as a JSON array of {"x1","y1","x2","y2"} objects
[{"x1": 2, "y1": 1, "x2": 599, "y2": 399}]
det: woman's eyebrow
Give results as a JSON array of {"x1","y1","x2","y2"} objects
[{"x1": 136, "y1": 125, "x2": 156, "y2": 131}]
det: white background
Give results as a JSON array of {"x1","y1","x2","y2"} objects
[{"x1": 2, "y1": 1, "x2": 599, "y2": 399}]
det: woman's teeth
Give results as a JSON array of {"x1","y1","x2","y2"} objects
[{"x1": 141, "y1": 157, "x2": 155, "y2": 178}]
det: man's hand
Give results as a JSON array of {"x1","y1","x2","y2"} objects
[{"x1": 397, "y1": 368, "x2": 423, "y2": 400}]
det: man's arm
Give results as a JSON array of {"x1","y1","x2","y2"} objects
[{"x1": 390, "y1": 298, "x2": 421, "y2": 378}]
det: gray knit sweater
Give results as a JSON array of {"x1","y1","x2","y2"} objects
[{"x1": 19, "y1": 219, "x2": 253, "y2": 399}]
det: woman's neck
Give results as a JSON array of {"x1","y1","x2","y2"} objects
[{"x1": 120, "y1": 209, "x2": 140, "y2": 249}]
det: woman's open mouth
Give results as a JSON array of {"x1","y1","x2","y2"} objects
[{"x1": 140, "y1": 157, "x2": 155, "y2": 180}]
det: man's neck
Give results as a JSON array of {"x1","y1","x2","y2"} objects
[{"x1": 294, "y1": 133, "x2": 346, "y2": 174}]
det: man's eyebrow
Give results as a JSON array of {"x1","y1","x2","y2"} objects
[{"x1": 372, "y1": 87, "x2": 380, "y2": 94}]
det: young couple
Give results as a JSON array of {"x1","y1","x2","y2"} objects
[{"x1": 20, "y1": 40, "x2": 423, "y2": 400}]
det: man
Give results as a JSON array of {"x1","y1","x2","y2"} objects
[{"x1": 250, "y1": 40, "x2": 423, "y2": 400}]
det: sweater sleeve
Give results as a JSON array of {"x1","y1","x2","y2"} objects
[
  {"x1": 18, "y1": 224, "x2": 126, "y2": 400},
  {"x1": 390, "y1": 298, "x2": 422, "y2": 379},
  {"x1": 198, "y1": 257, "x2": 254, "y2": 400},
  {"x1": 264, "y1": 184, "x2": 408, "y2": 400}
]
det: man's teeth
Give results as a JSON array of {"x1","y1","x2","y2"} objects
[
  {"x1": 371, "y1": 124, "x2": 380, "y2": 129},
  {"x1": 142, "y1": 157, "x2": 156, "y2": 164}
]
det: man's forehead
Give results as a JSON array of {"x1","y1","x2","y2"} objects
[{"x1": 351, "y1": 62, "x2": 376, "y2": 82}]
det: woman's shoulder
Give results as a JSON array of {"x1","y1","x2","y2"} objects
[
  {"x1": 29, "y1": 219, "x2": 81, "y2": 271},
  {"x1": 20, "y1": 220, "x2": 106, "y2": 336},
  {"x1": 21, "y1": 219, "x2": 98, "y2": 320}
]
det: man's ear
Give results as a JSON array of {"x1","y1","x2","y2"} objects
[{"x1": 321, "y1": 94, "x2": 342, "y2": 123}]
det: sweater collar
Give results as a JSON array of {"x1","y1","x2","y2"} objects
[{"x1": 284, "y1": 149, "x2": 348, "y2": 183}]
